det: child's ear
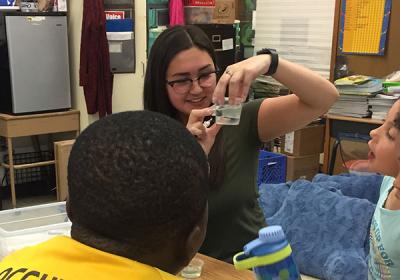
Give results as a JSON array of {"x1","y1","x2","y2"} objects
[{"x1": 182, "y1": 205, "x2": 208, "y2": 264}]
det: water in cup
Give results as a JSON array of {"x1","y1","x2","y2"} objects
[
  {"x1": 215, "y1": 103, "x2": 242, "y2": 125},
  {"x1": 181, "y1": 265, "x2": 202, "y2": 278},
  {"x1": 181, "y1": 257, "x2": 204, "y2": 279}
]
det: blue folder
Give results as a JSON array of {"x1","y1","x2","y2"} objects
[{"x1": 106, "y1": 19, "x2": 134, "y2": 32}]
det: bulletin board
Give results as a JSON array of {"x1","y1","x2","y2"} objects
[
  {"x1": 338, "y1": 0, "x2": 391, "y2": 55},
  {"x1": 330, "y1": 0, "x2": 400, "y2": 80}
]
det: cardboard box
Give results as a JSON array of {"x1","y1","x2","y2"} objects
[
  {"x1": 286, "y1": 154, "x2": 320, "y2": 181},
  {"x1": 281, "y1": 124, "x2": 325, "y2": 156},
  {"x1": 54, "y1": 139, "x2": 75, "y2": 201},
  {"x1": 212, "y1": 0, "x2": 235, "y2": 24},
  {"x1": 330, "y1": 138, "x2": 369, "y2": 175}
]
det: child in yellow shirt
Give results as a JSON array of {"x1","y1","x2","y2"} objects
[{"x1": 0, "y1": 111, "x2": 209, "y2": 279}]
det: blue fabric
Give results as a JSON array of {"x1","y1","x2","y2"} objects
[
  {"x1": 258, "y1": 174, "x2": 383, "y2": 280},
  {"x1": 312, "y1": 173, "x2": 382, "y2": 204}
]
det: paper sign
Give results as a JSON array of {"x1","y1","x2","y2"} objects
[
  {"x1": 105, "y1": 11, "x2": 125, "y2": 20},
  {"x1": 222, "y1": 38, "x2": 234, "y2": 51},
  {"x1": 284, "y1": 132, "x2": 294, "y2": 154},
  {"x1": 106, "y1": 32, "x2": 133, "y2": 41},
  {"x1": 108, "y1": 42, "x2": 123, "y2": 53}
]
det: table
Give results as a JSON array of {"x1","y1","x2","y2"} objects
[
  {"x1": 196, "y1": 253, "x2": 318, "y2": 280},
  {"x1": 0, "y1": 110, "x2": 80, "y2": 208},
  {"x1": 322, "y1": 114, "x2": 384, "y2": 174}
]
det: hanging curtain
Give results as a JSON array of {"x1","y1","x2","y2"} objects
[{"x1": 79, "y1": 0, "x2": 114, "y2": 118}]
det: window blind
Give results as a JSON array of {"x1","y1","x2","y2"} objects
[{"x1": 254, "y1": 0, "x2": 335, "y2": 78}]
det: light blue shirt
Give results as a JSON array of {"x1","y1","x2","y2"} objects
[{"x1": 368, "y1": 176, "x2": 400, "y2": 279}]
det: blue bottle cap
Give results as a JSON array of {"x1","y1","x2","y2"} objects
[
  {"x1": 259, "y1": 225, "x2": 286, "y2": 243},
  {"x1": 244, "y1": 225, "x2": 288, "y2": 256}
]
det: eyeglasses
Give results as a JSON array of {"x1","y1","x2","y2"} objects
[{"x1": 166, "y1": 70, "x2": 218, "y2": 94}]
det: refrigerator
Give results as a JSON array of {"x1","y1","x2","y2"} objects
[{"x1": 0, "y1": 12, "x2": 71, "y2": 114}]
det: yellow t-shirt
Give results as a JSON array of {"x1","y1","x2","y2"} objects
[{"x1": 0, "y1": 236, "x2": 181, "y2": 280}]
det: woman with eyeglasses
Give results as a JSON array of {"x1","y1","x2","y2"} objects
[{"x1": 143, "y1": 25, "x2": 338, "y2": 262}]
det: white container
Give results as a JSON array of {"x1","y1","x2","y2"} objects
[{"x1": 0, "y1": 202, "x2": 71, "y2": 259}]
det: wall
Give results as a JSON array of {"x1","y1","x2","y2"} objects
[{"x1": 68, "y1": 1, "x2": 147, "y2": 130}]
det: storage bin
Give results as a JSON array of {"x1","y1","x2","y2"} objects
[
  {"x1": 0, "y1": 202, "x2": 71, "y2": 259},
  {"x1": 257, "y1": 150, "x2": 287, "y2": 185}
]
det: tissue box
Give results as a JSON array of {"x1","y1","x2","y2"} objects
[{"x1": 0, "y1": 202, "x2": 71, "y2": 259}]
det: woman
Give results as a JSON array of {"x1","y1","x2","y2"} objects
[{"x1": 143, "y1": 25, "x2": 338, "y2": 262}]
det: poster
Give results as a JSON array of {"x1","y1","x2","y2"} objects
[{"x1": 339, "y1": 0, "x2": 392, "y2": 55}]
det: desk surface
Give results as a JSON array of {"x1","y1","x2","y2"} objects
[
  {"x1": 0, "y1": 109, "x2": 80, "y2": 138},
  {"x1": 196, "y1": 253, "x2": 318, "y2": 280},
  {"x1": 0, "y1": 109, "x2": 80, "y2": 120}
]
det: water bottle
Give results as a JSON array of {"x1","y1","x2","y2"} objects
[{"x1": 233, "y1": 225, "x2": 301, "y2": 280}]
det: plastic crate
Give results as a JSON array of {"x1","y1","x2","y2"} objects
[
  {"x1": 257, "y1": 150, "x2": 287, "y2": 185},
  {"x1": 0, "y1": 202, "x2": 71, "y2": 259}
]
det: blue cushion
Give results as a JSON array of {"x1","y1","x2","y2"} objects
[
  {"x1": 312, "y1": 173, "x2": 382, "y2": 204},
  {"x1": 260, "y1": 179, "x2": 376, "y2": 280}
]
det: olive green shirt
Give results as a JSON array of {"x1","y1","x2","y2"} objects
[{"x1": 200, "y1": 99, "x2": 267, "y2": 261}]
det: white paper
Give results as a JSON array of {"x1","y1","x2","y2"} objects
[
  {"x1": 108, "y1": 42, "x2": 123, "y2": 53},
  {"x1": 284, "y1": 132, "x2": 294, "y2": 154},
  {"x1": 222, "y1": 38, "x2": 234, "y2": 51},
  {"x1": 57, "y1": 0, "x2": 67, "y2": 12},
  {"x1": 106, "y1": 32, "x2": 133, "y2": 41}
]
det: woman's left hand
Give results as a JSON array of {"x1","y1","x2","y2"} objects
[
  {"x1": 186, "y1": 107, "x2": 221, "y2": 155},
  {"x1": 213, "y1": 55, "x2": 271, "y2": 105}
]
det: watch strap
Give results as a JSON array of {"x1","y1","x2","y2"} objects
[{"x1": 256, "y1": 48, "x2": 279, "y2": 76}]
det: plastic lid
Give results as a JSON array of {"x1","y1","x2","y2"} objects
[
  {"x1": 259, "y1": 225, "x2": 285, "y2": 243},
  {"x1": 244, "y1": 225, "x2": 287, "y2": 256}
]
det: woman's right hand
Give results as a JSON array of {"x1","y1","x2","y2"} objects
[
  {"x1": 213, "y1": 55, "x2": 271, "y2": 105},
  {"x1": 187, "y1": 107, "x2": 221, "y2": 155}
]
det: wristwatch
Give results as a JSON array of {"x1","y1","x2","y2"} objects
[{"x1": 256, "y1": 48, "x2": 279, "y2": 76}]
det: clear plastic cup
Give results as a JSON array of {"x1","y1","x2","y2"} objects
[
  {"x1": 214, "y1": 97, "x2": 242, "y2": 125},
  {"x1": 180, "y1": 257, "x2": 204, "y2": 279}
]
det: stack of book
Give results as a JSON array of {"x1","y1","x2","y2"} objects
[
  {"x1": 329, "y1": 75, "x2": 383, "y2": 118},
  {"x1": 369, "y1": 94, "x2": 399, "y2": 120}
]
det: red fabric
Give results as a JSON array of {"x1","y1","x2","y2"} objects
[
  {"x1": 169, "y1": 0, "x2": 185, "y2": 26},
  {"x1": 79, "y1": 0, "x2": 113, "y2": 118}
]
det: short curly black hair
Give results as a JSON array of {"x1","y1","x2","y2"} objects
[{"x1": 67, "y1": 111, "x2": 209, "y2": 255}]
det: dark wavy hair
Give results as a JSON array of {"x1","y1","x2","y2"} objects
[
  {"x1": 67, "y1": 111, "x2": 209, "y2": 257},
  {"x1": 143, "y1": 25, "x2": 225, "y2": 190}
]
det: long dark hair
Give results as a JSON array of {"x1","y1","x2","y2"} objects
[
  {"x1": 144, "y1": 25, "x2": 216, "y2": 117},
  {"x1": 143, "y1": 25, "x2": 225, "y2": 189}
]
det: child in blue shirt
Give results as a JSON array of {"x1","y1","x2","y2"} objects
[{"x1": 368, "y1": 99, "x2": 400, "y2": 279}]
